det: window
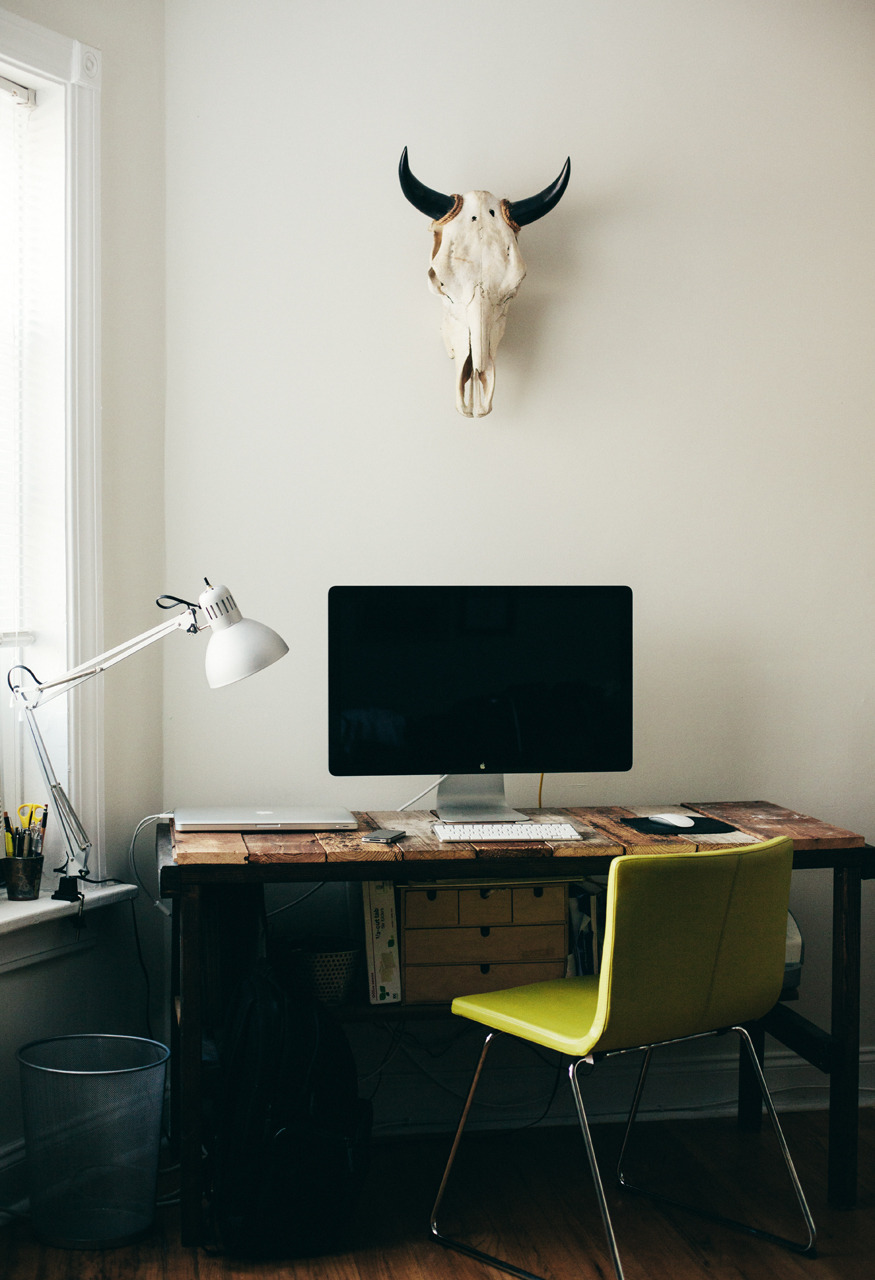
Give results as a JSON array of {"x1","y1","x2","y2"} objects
[{"x1": 0, "y1": 9, "x2": 102, "y2": 882}]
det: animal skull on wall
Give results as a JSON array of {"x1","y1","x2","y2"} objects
[{"x1": 399, "y1": 148, "x2": 570, "y2": 418}]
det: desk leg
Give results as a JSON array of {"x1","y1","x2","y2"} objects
[
  {"x1": 829, "y1": 861, "x2": 861, "y2": 1208},
  {"x1": 168, "y1": 896, "x2": 181, "y2": 1160},
  {"x1": 179, "y1": 884, "x2": 204, "y2": 1246}
]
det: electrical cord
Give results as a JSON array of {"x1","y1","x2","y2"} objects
[
  {"x1": 128, "y1": 812, "x2": 174, "y2": 916},
  {"x1": 125, "y1": 812, "x2": 173, "y2": 1039},
  {"x1": 266, "y1": 883, "x2": 325, "y2": 918},
  {"x1": 360, "y1": 1019, "x2": 566, "y2": 1125},
  {"x1": 400, "y1": 773, "x2": 546, "y2": 812},
  {"x1": 399, "y1": 775, "x2": 448, "y2": 810}
]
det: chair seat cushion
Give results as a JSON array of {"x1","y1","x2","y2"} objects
[{"x1": 452, "y1": 977, "x2": 602, "y2": 1056}]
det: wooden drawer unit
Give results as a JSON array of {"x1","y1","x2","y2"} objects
[
  {"x1": 405, "y1": 923, "x2": 564, "y2": 965},
  {"x1": 404, "y1": 961, "x2": 565, "y2": 1006},
  {"x1": 399, "y1": 880, "x2": 570, "y2": 1004}
]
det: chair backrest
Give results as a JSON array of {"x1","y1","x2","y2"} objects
[{"x1": 590, "y1": 836, "x2": 793, "y2": 1054}]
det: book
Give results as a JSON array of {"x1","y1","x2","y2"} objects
[{"x1": 362, "y1": 881, "x2": 401, "y2": 1003}]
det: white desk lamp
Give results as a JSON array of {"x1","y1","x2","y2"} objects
[{"x1": 7, "y1": 580, "x2": 288, "y2": 895}]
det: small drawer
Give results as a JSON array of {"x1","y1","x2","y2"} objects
[
  {"x1": 512, "y1": 883, "x2": 568, "y2": 923},
  {"x1": 404, "y1": 923, "x2": 566, "y2": 966},
  {"x1": 402, "y1": 888, "x2": 459, "y2": 928},
  {"x1": 458, "y1": 886, "x2": 512, "y2": 925},
  {"x1": 403, "y1": 960, "x2": 567, "y2": 1004}
]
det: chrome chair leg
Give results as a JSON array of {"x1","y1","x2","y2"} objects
[
  {"x1": 615, "y1": 1046, "x2": 654, "y2": 1181},
  {"x1": 430, "y1": 1031, "x2": 548, "y2": 1280},
  {"x1": 569, "y1": 1058, "x2": 627, "y2": 1280},
  {"x1": 431, "y1": 1034, "x2": 627, "y2": 1280},
  {"x1": 615, "y1": 1026, "x2": 817, "y2": 1257}
]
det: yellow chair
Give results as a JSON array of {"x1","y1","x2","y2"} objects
[{"x1": 430, "y1": 837, "x2": 816, "y2": 1280}]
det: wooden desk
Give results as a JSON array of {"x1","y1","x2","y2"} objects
[{"x1": 158, "y1": 800, "x2": 872, "y2": 1245}]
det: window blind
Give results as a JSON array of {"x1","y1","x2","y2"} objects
[
  {"x1": 0, "y1": 62, "x2": 68, "y2": 827},
  {"x1": 0, "y1": 76, "x2": 28, "y2": 638},
  {"x1": 0, "y1": 12, "x2": 103, "y2": 875},
  {"x1": 0, "y1": 71, "x2": 66, "y2": 644}
]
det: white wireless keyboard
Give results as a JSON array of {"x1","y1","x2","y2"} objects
[{"x1": 433, "y1": 822, "x2": 582, "y2": 843}]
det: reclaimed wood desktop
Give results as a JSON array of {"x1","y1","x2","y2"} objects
[{"x1": 157, "y1": 800, "x2": 872, "y2": 1245}]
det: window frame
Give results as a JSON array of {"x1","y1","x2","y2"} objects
[{"x1": 0, "y1": 8, "x2": 104, "y2": 878}]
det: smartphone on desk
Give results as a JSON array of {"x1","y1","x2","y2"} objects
[{"x1": 361, "y1": 828, "x2": 405, "y2": 844}]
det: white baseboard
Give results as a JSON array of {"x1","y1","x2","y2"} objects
[{"x1": 369, "y1": 1038, "x2": 875, "y2": 1136}]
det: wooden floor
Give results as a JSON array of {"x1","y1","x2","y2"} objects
[{"x1": 2, "y1": 1109, "x2": 874, "y2": 1280}]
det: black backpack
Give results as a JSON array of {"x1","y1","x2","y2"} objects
[{"x1": 208, "y1": 959, "x2": 372, "y2": 1257}]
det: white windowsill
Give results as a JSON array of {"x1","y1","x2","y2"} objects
[{"x1": 0, "y1": 881, "x2": 137, "y2": 936}]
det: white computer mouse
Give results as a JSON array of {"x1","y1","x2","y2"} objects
[{"x1": 648, "y1": 812, "x2": 695, "y2": 828}]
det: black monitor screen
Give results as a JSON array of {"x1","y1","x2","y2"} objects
[{"x1": 328, "y1": 586, "x2": 632, "y2": 778}]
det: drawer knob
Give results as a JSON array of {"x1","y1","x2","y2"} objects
[
  {"x1": 480, "y1": 964, "x2": 491, "y2": 975},
  {"x1": 480, "y1": 926, "x2": 491, "y2": 938}
]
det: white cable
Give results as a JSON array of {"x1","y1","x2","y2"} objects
[
  {"x1": 127, "y1": 812, "x2": 173, "y2": 915},
  {"x1": 399, "y1": 775, "x2": 448, "y2": 810}
]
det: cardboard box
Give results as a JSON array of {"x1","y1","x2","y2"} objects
[{"x1": 362, "y1": 881, "x2": 401, "y2": 1003}]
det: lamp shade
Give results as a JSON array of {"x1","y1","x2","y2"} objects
[{"x1": 198, "y1": 583, "x2": 289, "y2": 688}]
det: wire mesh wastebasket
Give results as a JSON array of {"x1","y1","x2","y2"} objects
[{"x1": 17, "y1": 1034, "x2": 170, "y2": 1248}]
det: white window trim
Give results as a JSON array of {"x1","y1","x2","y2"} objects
[{"x1": 0, "y1": 8, "x2": 104, "y2": 875}]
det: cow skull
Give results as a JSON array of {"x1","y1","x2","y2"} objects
[{"x1": 400, "y1": 148, "x2": 570, "y2": 418}]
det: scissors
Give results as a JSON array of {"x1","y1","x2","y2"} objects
[{"x1": 18, "y1": 804, "x2": 46, "y2": 830}]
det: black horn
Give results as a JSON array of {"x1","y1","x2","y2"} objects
[
  {"x1": 399, "y1": 147, "x2": 457, "y2": 222},
  {"x1": 505, "y1": 157, "x2": 571, "y2": 228}
]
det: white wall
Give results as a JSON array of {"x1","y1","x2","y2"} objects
[
  {"x1": 164, "y1": 0, "x2": 875, "y2": 1061},
  {"x1": 2, "y1": 0, "x2": 872, "y2": 1165}
]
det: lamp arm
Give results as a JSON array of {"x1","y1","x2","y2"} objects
[
  {"x1": 6, "y1": 604, "x2": 197, "y2": 882},
  {"x1": 15, "y1": 610, "x2": 197, "y2": 707},
  {"x1": 20, "y1": 702, "x2": 92, "y2": 868},
  {"x1": 4, "y1": 581, "x2": 285, "y2": 885}
]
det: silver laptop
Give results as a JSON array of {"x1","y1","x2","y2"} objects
[{"x1": 173, "y1": 805, "x2": 357, "y2": 833}]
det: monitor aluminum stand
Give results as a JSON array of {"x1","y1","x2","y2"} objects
[{"x1": 435, "y1": 774, "x2": 528, "y2": 823}]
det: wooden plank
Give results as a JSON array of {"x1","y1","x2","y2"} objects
[
  {"x1": 473, "y1": 842, "x2": 553, "y2": 859},
  {"x1": 555, "y1": 807, "x2": 625, "y2": 858},
  {"x1": 370, "y1": 809, "x2": 440, "y2": 854},
  {"x1": 684, "y1": 801, "x2": 865, "y2": 850},
  {"x1": 399, "y1": 844, "x2": 475, "y2": 865},
  {"x1": 323, "y1": 823, "x2": 402, "y2": 863},
  {"x1": 244, "y1": 833, "x2": 326, "y2": 864},
  {"x1": 171, "y1": 828, "x2": 248, "y2": 864},
  {"x1": 579, "y1": 805, "x2": 689, "y2": 854},
  {"x1": 395, "y1": 807, "x2": 621, "y2": 861},
  {"x1": 380, "y1": 808, "x2": 475, "y2": 862}
]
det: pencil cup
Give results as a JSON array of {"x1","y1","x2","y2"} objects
[{"x1": 6, "y1": 856, "x2": 43, "y2": 900}]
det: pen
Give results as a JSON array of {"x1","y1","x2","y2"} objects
[
  {"x1": 35, "y1": 806, "x2": 48, "y2": 854},
  {"x1": 3, "y1": 811, "x2": 12, "y2": 857}
]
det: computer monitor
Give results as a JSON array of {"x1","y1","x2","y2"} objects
[{"x1": 327, "y1": 585, "x2": 632, "y2": 821}]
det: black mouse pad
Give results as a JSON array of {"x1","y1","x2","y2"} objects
[{"x1": 624, "y1": 817, "x2": 738, "y2": 836}]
